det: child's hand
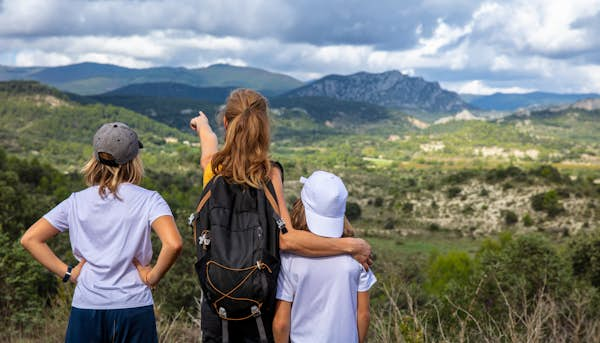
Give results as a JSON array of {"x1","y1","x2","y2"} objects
[{"x1": 190, "y1": 111, "x2": 209, "y2": 132}]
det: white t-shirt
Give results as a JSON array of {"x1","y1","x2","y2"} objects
[
  {"x1": 43, "y1": 183, "x2": 173, "y2": 310},
  {"x1": 276, "y1": 252, "x2": 377, "y2": 343}
]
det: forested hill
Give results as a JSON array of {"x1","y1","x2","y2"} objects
[
  {"x1": 0, "y1": 81, "x2": 196, "y2": 172},
  {"x1": 101, "y1": 82, "x2": 235, "y2": 103},
  {"x1": 0, "y1": 62, "x2": 303, "y2": 95}
]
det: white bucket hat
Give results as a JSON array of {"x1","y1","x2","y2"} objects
[{"x1": 300, "y1": 171, "x2": 348, "y2": 238}]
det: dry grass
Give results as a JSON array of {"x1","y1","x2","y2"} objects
[{"x1": 369, "y1": 278, "x2": 600, "y2": 343}]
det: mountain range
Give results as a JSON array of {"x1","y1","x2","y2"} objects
[
  {"x1": 2, "y1": 62, "x2": 600, "y2": 116},
  {"x1": 463, "y1": 92, "x2": 600, "y2": 111},
  {"x1": 0, "y1": 62, "x2": 302, "y2": 96}
]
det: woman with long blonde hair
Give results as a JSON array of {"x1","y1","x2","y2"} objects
[
  {"x1": 190, "y1": 89, "x2": 372, "y2": 342},
  {"x1": 21, "y1": 122, "x2": 182, "y2": 342}
]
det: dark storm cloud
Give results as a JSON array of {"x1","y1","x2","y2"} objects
[
  {"x1": 2, "y1": 0, "x2": 600, "y2": 93},
  {"x1": 0, "y1": 0, "x2": 480, "y2": 50}
]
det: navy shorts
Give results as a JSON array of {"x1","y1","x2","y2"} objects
[{"x1": 65, "y1": 305, "x2": 158, "y2": 343}]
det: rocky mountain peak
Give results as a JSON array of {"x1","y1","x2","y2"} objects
[{"x1": 285, "y1": 70, "x2": 469, "y2": 113}]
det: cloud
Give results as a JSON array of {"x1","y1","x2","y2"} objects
[
  {"x1": 1, "y1": 0, "x2": 600, "y2": 93},
  {"x1": 443, "y1": 80, "x2": 534, "y2": 95}
]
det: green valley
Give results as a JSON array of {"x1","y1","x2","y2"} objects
[{"x1": 1, "y1": 80, "x2": 600, "y2": 342}]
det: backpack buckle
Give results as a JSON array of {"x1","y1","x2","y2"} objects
[
  {"x1": 188, "y1": 213, "x2": 196, "y2": 227},
  {"x1": 198, "y1": 231, "x2": 211, "y2": 248},
  {"x1": 251, "y1": 305, "x2": 261, "y2": 317},
  {"x1": 273, "y1": 213, "x2": 288, "y2": 234}
]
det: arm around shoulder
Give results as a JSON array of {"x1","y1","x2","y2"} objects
[{"x1": 269, "y1": 165, "x2": 373, "y2": 263}]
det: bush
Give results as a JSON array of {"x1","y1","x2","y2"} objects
[
  {"x1": 346, "y1": 201, "x2": 362, "y2": 221},
  {"x1": 523, "y1": 213, "x2": 534, "y2": 227},
  {"x1": 446, "y1": 186, "x2": 462, "y2": 199},
  {"x1": 476, "y1": 234, "x2": 571, "y2": 317},
  {"x1": 401, "y1": 202, "x2": 414, "y2": 214},
  {"x1": 486, "y1": 166, "x2": 526, "y2": 182},
  {"x1": 373, "y1": 197, "x2": 384, "y2": 207},
  {"x1": 383, "y1": 218, "x2": 395, "y2": 230},
  {"x1": 426, "y1": 251, "x2": 475, "y2": 296},
  {"x1": 531, "y1": 190, "x2": 564, "y2": 216},
  {"x1": 503, "y1": 210, "x2": 518, "y2": 225},
  {"x1": 427, "y1": 223, "x2": 441, "y2": 232},
  {"x1": 569, "y1": 229, "x2": 600, "y2": 288},
  {"x1": 530, "y1": 165, "x2": 562, "y2": 183}
]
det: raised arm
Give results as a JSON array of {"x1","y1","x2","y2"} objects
[
  {"x1": 190, "y1": 111, "x2": 218, "y2": 169},
  {"x1": 270, "y1": 167, "x2": 372, "y2": 267}
]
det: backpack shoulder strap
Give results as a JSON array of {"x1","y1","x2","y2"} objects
[
  {"x1": 192, "y1": 175, "x2": 220, "y2": 246},
  {"x1": 263, "y1": 182, "x2": 279, "y2": 216},
  {"x1": 196, "y1": 175, "x2": 220, "y2": 213}
]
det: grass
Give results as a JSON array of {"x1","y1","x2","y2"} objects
[{"x1": 369, "y1": 235, "x2": 480, "y2": 257}]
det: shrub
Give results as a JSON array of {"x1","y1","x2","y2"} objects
[
  {"x1": 445, "y1": 170, "x2": 477, "y2": 184},
  {"x1": 431, "y1": 200, "x2": 438, "y2": 209},
  {"x1": 462, "y1": 205, "x2": 475, "y2": 216},
  {"x1": 384, "y1": 218, "x2": 395, "y2": 230},
  {"x1": 373, "y1": 197, "x2": 384, "y2": 207},
  {"x1": 426, "y1": 251, "x2": 476, "y2": 296},
  {"x1": 522, "y1": 213, "x2": 534, "y2": 227},
  {"x1": 446, "y1": 186, "x2": 462, "y2": 199},
  {"x1": 569, "y1": 229, "x2": 600, "y2": 288},
  {"x1": 531, "y1": 190, "x2": 564, "y2": 217},
  {"x1": 427, "y1": 223, "x2": 441, "y2": 232},
  {"x1": 401, "y1": 202, "x2": 414, "y2": 214},
  {"x1": 530, "y1": 165, "x2": 562, "y2": 183},
  {"x1": 503, "y1": 210, "x2": 518, "y2": 225},
  {"x1": 476, "y1": 234, "x2": 571, "y2": 317},
  {"x1": 346, "y1": 201, "x2": 362, "y2": 221}
]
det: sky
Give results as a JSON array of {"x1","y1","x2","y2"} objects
[{"x1": 1, "y1": 0, "x2": 600, "y2": 94}]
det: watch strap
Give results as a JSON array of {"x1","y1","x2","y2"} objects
[{"x1": 62, "y1": 265, "x2": 73, "y2": 283}]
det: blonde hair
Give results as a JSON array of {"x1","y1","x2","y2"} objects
[
  {"x1": 82, "y1": 152, "x2": 144, "y2": 198},
  {"x1": 291, "y1": 199, "x2": 355, "y2": 237},
  {"x1": 211, "y1": 88, "x2": 271, "y2": 188}
]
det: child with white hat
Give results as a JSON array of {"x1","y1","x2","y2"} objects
[{"x1": 272, "y1": 171, "x2": 377, "y2": 343}]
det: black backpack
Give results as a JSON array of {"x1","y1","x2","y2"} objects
[{"x1": 189, "y1": 174, "x2": 285, "y2": 343}]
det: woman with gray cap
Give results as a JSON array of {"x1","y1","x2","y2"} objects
[{"x1": 21, "y1": 122, "x2": 183, "y2": 343}]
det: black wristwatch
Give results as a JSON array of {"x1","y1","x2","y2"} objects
[{"x1": 62, "y1": 265, "x2": 73, "y2": 283}]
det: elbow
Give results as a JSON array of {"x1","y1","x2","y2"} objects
[
  {"x1": 20, "y1": 232, "x2": 32, "y2": 250},
  {"x1": 172, "y1": 240, "x2": 183, "y2": 255},
  {"x1": 166, "y1": 237, "x2": 183, "y2": 255}
]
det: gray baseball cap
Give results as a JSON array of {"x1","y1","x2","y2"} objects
[{"x1": 93, "y1": 122, "x2": 143, "y2": 166}]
